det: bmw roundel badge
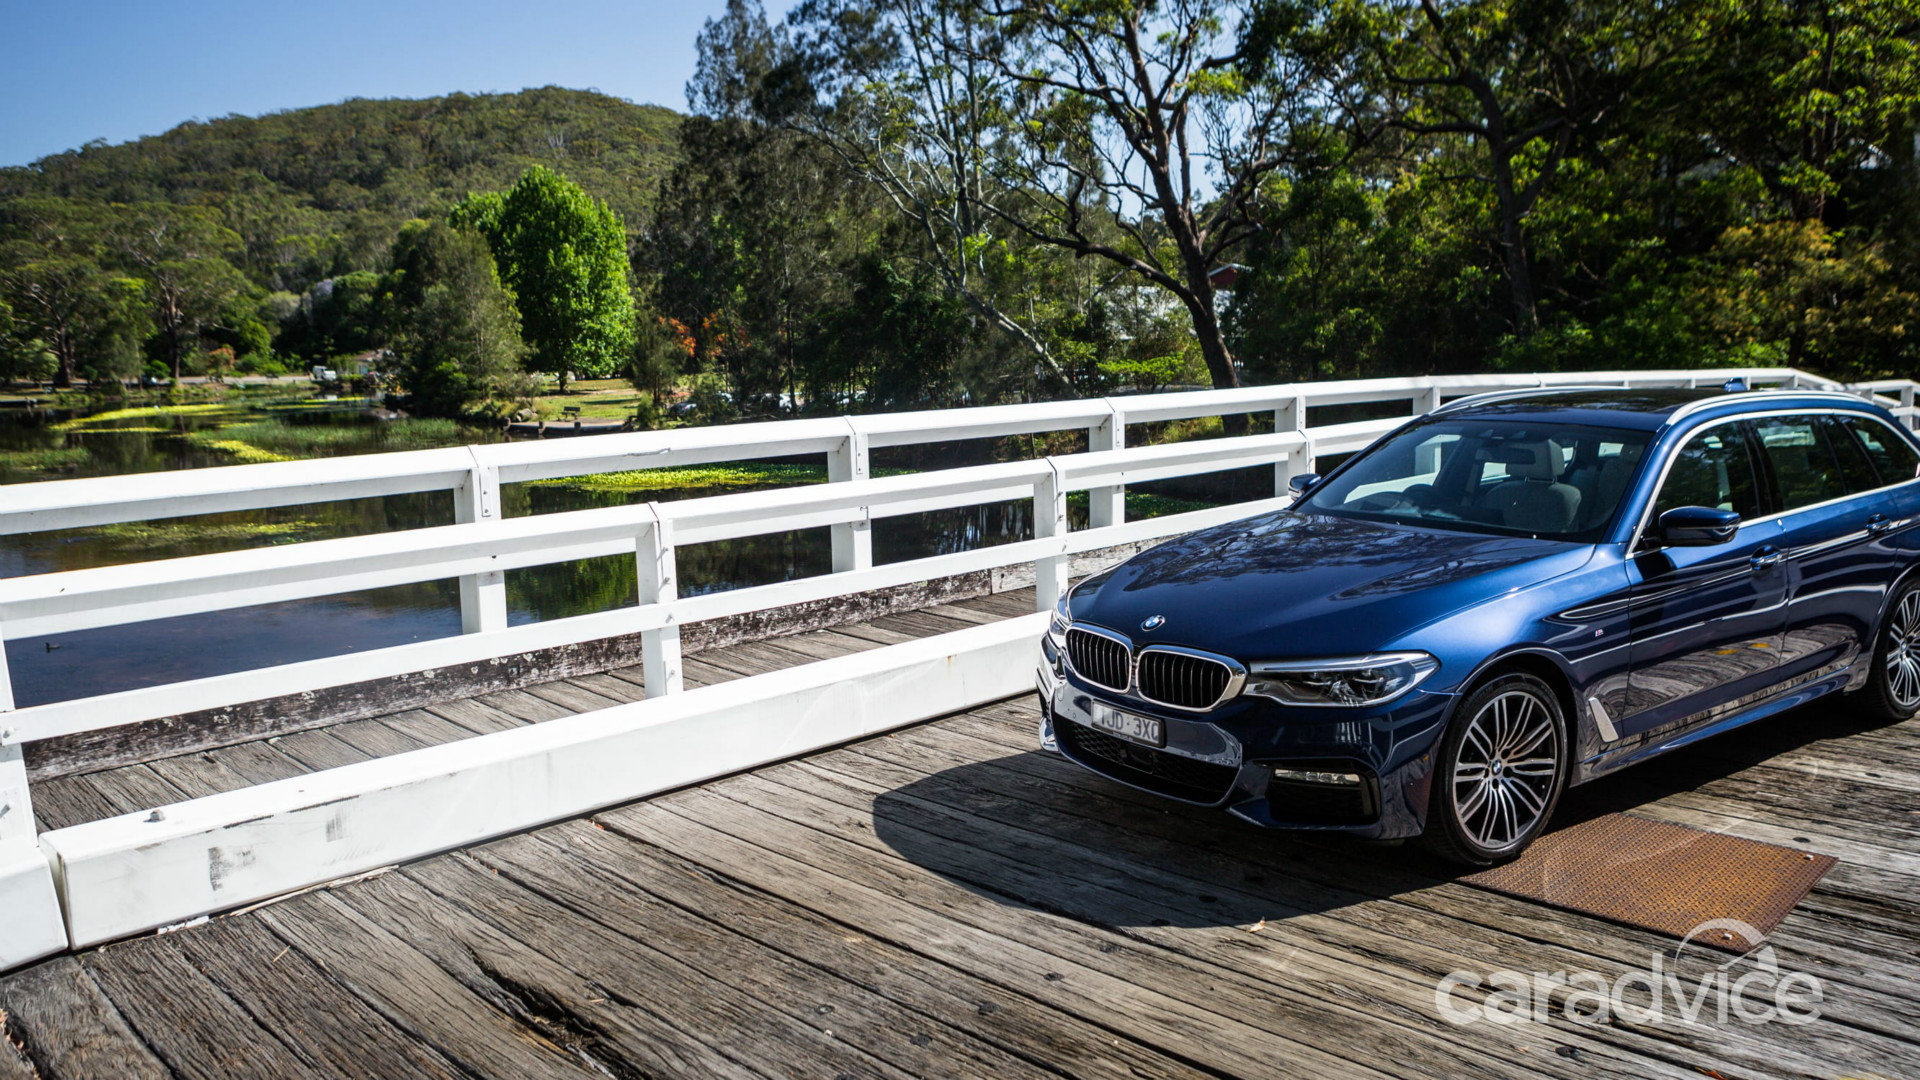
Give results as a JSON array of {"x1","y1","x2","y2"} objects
[{"x1": 1141, "y1": 614, "x2": 1166, "y2": 632}]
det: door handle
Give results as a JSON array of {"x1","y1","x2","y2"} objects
[
  {"x1": 1750, "y1": 546, "x2": 1784, "y2": 571},
  {"x1": 1868, "y1": 514, "x2": 1895, "y2": 536}
]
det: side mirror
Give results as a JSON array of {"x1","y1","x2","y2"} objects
[
  {"x1": 1288, "y1": 472, "x2": 1323, "y2": 496},
  {"x1": 1658, "y1": 505, "x2": 1741, "y2": 546}
]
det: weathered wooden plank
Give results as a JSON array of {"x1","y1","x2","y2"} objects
[
  {"x1": 194, "y1": 740, "x2": 313, "y2": 787},
  {"x1": 83, "y1": 938, "x2": 317, "y2": 1080},
  {"x1": 472, "y1": 688, "x2": 574, "y2": 724},
  {"x1": 561, "y1": 671, "x2": 648, "y2": 704},
  {"x1": 422, "y1": 697, "x2": 529, "y2": 736},
  {"x1": 325, "y1": 867, "x2": 775, "y2": 1079},
  {"x1": 171, "y1": 919, "x2": 464, "y2": 1080},
  {"x1": 0, "y1": 956, "x2": 167, "y2": 1080},
  {"x1": 146, "y1": 750, "x2": 264, "y2": 801},
  {"x1": 263, "y1": 730, "x2": 371, "y2": 772},
  {"x1": 517, "y1": 680, "x2": 623, "y2": 714},
  {"x1": 826, "y1": 619, "x2": 925, "y2": 648},
  {"x1": 497, "y1": 821, "x2": 1216, "y2": 1080},
  {"x1": 405, "y1": 850, "x2": 994, "y2": 1079},
  {"x1": 369, "y1": 708, "x2": 478, "y2": 748},
  {"x1": 69, "y1": 765, "x2": 186, "y2": 818},
  {"x1": 324, "y1": 716, "x2": 435, "y2": 759},
  {"x1": 606, "y1": 798, "x2": 1398, "y2": 1080},
  {"x1": 252, "y1": 891, "x2": 601, "y2": 1080},
  {"x1": 28, "y1": 776, "x2": 123, "y2": 832}
]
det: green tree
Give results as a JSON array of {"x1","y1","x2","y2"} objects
[
  {"x1": 385, "y1": 220, "x2": 531, "y2": 418},
  {"x1": 0, "y1": 198, "x2": 151, "y2": 387},
  {"x1": 109, "y1": 203, "x2": 250, "y2": 379},
  {"x1": 458, "y1": 166, "x2": 636, "y2": 390},
  {"x1": 0, "y1": 295, "x2": 55, "y2": 384}
]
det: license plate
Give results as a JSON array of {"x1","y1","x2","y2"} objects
[{"x1": 1088, "y1": 702, "x2": 1164, "y2": 747}]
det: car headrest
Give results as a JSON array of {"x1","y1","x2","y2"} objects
[{"x1": 1501, "y1": 440, "x2": 1563, "y2": 481}]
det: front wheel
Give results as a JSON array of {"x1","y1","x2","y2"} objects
[
  {"x1": 1420, "y1": 673, "x2": 1568, "y2": 867},
  {"x1": 1855, "y1": 578, "x2": 1920, "y2": 722}
]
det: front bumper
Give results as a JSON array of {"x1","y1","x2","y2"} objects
[{"x1": 1036, "y1": 644, "x2": 1452, "y2": 839}]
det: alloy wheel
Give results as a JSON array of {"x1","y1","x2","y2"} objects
[
  {"x1": 1886, "y1": 590, "x2": 1920, "y2": 710},
  {"x1": 1450, "y1": 689, "x2": 1560, "y2": 851}
]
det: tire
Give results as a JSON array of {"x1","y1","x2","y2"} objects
[
  {"x1": 1420, "y1": 673, "x2": 1569, "y2": 867},
  {"x1": 1855, "y1": 577, "x2": 1920, "y2": 722}
]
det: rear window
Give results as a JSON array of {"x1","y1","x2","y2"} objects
[{"x1": 1836, "y1": 415, "x2": 1920, "y2": 487}]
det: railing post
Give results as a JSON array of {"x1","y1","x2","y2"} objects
[
  {"x1": 0, "y1": 644, "x2": 35, "y2": 852},
  {"x1": 1087, "y1": 403, "x2": 1125, "y2": 529},
  {"x1": 1904, "y1": 385, "x2": 1918, "y2": 430},
  {"x1": 829, "y1": 421, "x2": 873, "y2": 573},
  {"x1": 454, "y1": 450, "x2": 507, "y2": 634},
  {"x1": 1034, "y1": 465, "x2": 1069, "y2": 612},
  {"x1": 1273, "y1": 394, "x2": 1311, "y2": 497},
  {"x1": 0, "y1": 637, "x2": 67, "y2": 970},
  {"x1": 637, "y1": 512, "x2": 683, "y2": 698},
  {"x1": 1416, "y1": 382, "x2": 1443, "y2": 416}
]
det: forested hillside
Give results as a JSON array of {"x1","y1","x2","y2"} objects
[{"x1": 0, "y1": 88, "x2": 678, "y2": 292}]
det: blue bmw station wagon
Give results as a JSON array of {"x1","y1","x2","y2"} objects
[{"x1": 1036, "y1": 386, "x2": 1920, "y2": 864}]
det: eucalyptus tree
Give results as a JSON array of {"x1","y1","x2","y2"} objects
[
  {"x1": 0, "y1": 198, "x2": 151, "y2": 387},
  {"x1": 109, "y1": 202, "x2": 250, "y2": 379},
  {"x1": 770, "y1": 0, "x2": 1075, "y2": 382},
  {"x1": 1373, "y1": 0, "x2": 1711, "y2": 334}
]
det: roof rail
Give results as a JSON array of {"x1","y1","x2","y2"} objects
[
  {"x1": 1666, "y1": 388, "x2": 1869, "y2": 424},
  {"x1": 1428, "y1": 385, "x2": 1630, "y2": 416}
]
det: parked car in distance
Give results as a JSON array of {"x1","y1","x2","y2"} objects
[{"x1": 1037, "y1": 386, "x2": 1920, "y2": 864}]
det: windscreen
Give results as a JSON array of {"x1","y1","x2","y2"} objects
[{"x1": 1303, "y1": 419, "x2": 1653, "y2": 541}]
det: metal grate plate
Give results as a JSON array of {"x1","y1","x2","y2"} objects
[{"x1": 1461, "y1": 814, "x2": 1837, "y2": 951}]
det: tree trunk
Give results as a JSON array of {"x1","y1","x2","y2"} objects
[
  {"x1": 1183, "y1": 290, "x2": 1240, "y2": 391},
  {"x1": 1491, "y1": 164, "x2": 1538, "y2": 335}
]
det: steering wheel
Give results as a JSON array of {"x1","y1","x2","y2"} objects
[{"x1": 1352, "y1": 491, "x2": 1419, "y2": 513}]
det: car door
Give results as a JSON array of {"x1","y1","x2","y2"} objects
[
  {"x1": 1755, "y1": 414, "x2": 1905, "y2": 683},
  {"x1": 1622, "y1": 420, "x2": 1787, "y2": 739}
]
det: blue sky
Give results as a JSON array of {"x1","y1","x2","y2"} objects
[{"x1": 1, "y1": 0, "x2": 796, "y2": 167}]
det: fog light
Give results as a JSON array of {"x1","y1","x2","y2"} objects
[{"x1": 1269, "y1": 766, "x2": 1362, "y2": 787}]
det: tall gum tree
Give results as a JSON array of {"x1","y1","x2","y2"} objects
[
  {"x1": 1374, "y1": 0, "x2": 1710, "y2": 334},
  {"x1": 964, "y1": 0, "x2": 1351, "y2": 389}
]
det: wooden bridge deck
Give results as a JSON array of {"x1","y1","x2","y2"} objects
[{"x1": 1, "y1": 590, "x2": 1916, "y2": 1079}]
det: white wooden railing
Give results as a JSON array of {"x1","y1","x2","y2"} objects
[{"x1": 2, "y1": 364, "x2": 1907, "y2": 968}]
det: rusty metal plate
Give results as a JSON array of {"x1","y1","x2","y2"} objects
[{"x1": 1462, "y1": 814, "x2": 1837, "y2": 951}]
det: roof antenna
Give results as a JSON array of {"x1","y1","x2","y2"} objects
[{"x1": 1722, "y1": 376, "x2": 1749, "y2": 392}]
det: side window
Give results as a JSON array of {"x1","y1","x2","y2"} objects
[
  {"x1": 1652, "y1": 426, "x2": 1763, "y2": 522},
  {"x1": 1839, "y1": 415, "x2": 1920, "y2": 487},
  {"x1": 1819, "y1": 416, "x2": 1881, "y2": 495},
  {"x1": 1752, "y1": 416, "x2": 1846, "y2": 511}
]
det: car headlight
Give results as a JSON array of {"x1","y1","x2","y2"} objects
[
  {"x1": 1047, "y1": 591, "x2": 1071, "y2": 645},
  {"x1": 1243, "y1": 652, "x2": 1439, "y2": 707}
]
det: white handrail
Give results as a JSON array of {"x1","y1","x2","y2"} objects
[{"x1": 0, "y1": 366, "x2": 1903, "y2": 746}]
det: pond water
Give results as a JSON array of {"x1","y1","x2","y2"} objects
[{"x1": 0, "y1": 399, "x2": 1076, "y2": 708}]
